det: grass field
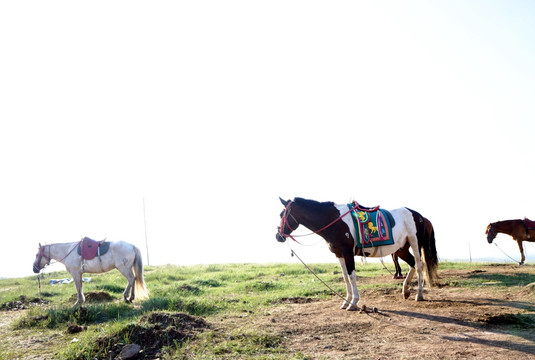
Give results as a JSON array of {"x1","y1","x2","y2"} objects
[{"x1": 0, "y1": 261, "x2": 534, "y2": 359}]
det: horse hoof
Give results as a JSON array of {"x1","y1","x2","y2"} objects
[
  {"x1": 403, "y1": 292, "x2": 410, "y2": 299},
  {"x1": 346, "y1": 304, "x2": 359, "y2": 311},
  {"x1": 415, "y1": 295, "x2": 424, "y2": 301}
]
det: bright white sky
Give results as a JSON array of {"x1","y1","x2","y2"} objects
[{"x1": 1, "y1": 1, "x2": 535, "y2": 278}]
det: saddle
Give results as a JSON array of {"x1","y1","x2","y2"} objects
[
  {"x1": 350, "y1": 201, "x2": 396, "y2": 227},
  {"x1": 348, "y1": 202, "x2": 395, "y2": 249},
  {"x1": 77, "y1": 237, "x2": 110, "y2": 260},
  {"x1": 524, "y1": 218, "x2": 535, "y2": 230}
]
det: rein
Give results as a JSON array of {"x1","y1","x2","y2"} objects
[
  {"x1": 35, "y1": 241, "x2": 81, "y2": 272},
  {"x1": 279, "y1": 201, "x2": 359, "y2": 243},
  {"x1": 287, "y1": 243, "x2": 347, "y2": 302},
  {"x1": 494, "y1": 242, "x2": 521, "y2": 264}
]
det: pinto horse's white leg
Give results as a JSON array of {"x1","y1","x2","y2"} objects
[
  {"x1": 337, "y1": 257, "x2": 352, "y2": 309},
  {"x1": 407, "y1": 236, "x2": 424, "y2": 301},
  {"x1": 337, "y1": 257, "x2": 359, "y2": 311},
  {"x1": 402, "y1": 267, "x2": 415, "y2": 299}
]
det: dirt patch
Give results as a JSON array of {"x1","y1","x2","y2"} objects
[
  {"x1": 69, "y1": 291, "x2": 113, "y2": 303},
  {"x1": 0, "y1": 295, "x2": 49, "y2": 311},
  {"x1": 96, "y1": 312, "x2": 209, "y2": 359},
  {"x1": 481, "y1": 313, "x2": 535, "y2": 327},
  {"x1": 141, "y1": 311, "x2": 209, "y2": 330},
  {"x1": 66, "y1": 323, "x2": 86, "y2": 334},
  {"x1": 272, "y1": 296, "x2": 319, "y2": 304},
  {"x1": 248, "y1": 265, "x2": 535, "y2": 360}
]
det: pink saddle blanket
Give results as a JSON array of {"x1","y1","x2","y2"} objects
[
  {"x1": 77, "y1": 237, "x2": 110, "y2": 260},
  {"x1": 524, "y1": 218, "x2": 535, "y2": 229}
]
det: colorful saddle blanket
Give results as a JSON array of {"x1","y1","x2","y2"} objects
[
  {"x1": 347, "y1": 204, "x2": 395, "y2": 249},
  {"x1": 77, "y1": 237, "x2": 110, "y2": 260}
]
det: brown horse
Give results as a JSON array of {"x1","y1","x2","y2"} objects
[
  {"x1": 486, "y1": 219, "x2": 535, "y2": 265},
  {"x1": 392, "y1": 217, "x2": 436, "y2": 279}
]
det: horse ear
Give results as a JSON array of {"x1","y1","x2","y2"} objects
[
  {"x1": 39, "y1": 242, "x2": 41, "y2": 248},
  {"x1": 279, "y1": 197, "x2": 289, "y2": 206}
]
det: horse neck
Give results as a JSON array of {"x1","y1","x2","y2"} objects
[
  {"x1": 494, "y1": 220, "x2": 522, "y2": 236},
  {"x1": 294, "y1": 203, "x2": 339, "y2": 233},
  {"x1": 48, "y1": 242, "x2": 78, "y2": 262}
]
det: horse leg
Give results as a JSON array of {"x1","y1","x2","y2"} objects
[
  {"x1": 516, "y1": 238, "x2": 526, "y2": 265},
  {"x1": 71, "y1": 271, "x2": 85, "y2": 306},
  {"x1": 407, "y1": 236, "x2": 425, "y2": 301},
  {"x1": 395, "y1": 245, "x2": 416, "y2": 299},
  {"x1": 337, "y1": 257, "x2": 351, "y2": 309},
  {"x1": 337, "y1": 254, "x2": 359, "y2": 311},
  {"x1": 117, "y1": 266, "x2": 136, "y2": 303},
  {"x1": 392, "y1": 254, "x2": 402, "y2": 279}
]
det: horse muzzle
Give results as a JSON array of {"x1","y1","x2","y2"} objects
[
  {"x1": 276, "y1": 233, "x2": 287, "y2": 243},
  {"x1": 33, "y1": 264, "x2": 40, "y2": 273}
]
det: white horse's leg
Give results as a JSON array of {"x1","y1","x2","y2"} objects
[
  {"x1": 71, "y1": 270, "x2": 85, "y2": 306},
  {"x1": 117, "y1": 266, "x2": 136, "y2": 303}
]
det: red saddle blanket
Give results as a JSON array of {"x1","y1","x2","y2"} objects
[
  {"x1": 77, "y1": 237, "x2": 110, "y2": 260},
  {"x1": 524, "y1": 218, "x2": 535, "y2": 229}
]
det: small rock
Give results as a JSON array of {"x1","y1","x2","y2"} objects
[{"x1": 119, "y1": 344, "x2": 141, "y2": 359}]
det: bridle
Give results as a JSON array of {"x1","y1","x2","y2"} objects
[
  {"x1": 485, "y1": 224, "x2": 496, "y2": 242},
  {"x1": 33, "y1": 240, "x2": 81, "y2": 272},
  {"x1": 33, "y1": 244, "x2": 51, "y2": 273},
  {"x1": 278, "y1": 200, "x2": 359, "y2": 242},
  {"x1": 278, "y1": 200, "x2": 300, "y2": 241}
]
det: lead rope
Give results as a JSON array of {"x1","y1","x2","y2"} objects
[
  {"x1": 37, "y1": 273, "x2": 41, "y2": 300},
  {"x1": 494, "y1": 242, "x2": 520, "y2": 263},
  {"x1": 287, "y1": 243, "x2": 347, "y2": 302},
  {"x1": 378, "y1": 246, "x2": 396, "y2": 277}
]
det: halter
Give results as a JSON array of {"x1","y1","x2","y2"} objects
[
  {"x1": 278, "y1": 201, "x2": 298, "y2": 241},
  {"x1": 33, "y1": 240, "x2": 82, "y2": 272},
  {"x1": 33, "y1": 245, "x2": 51, "y2": 272},
  {"x1": 278, "y1": 200, "x2": 359, "y2": 243},
  {"x1": 485, "y1": 224, "x2": 496, "y2": 241}
]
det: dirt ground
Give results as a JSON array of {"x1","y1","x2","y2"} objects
[
  {"x1": 1, "y1": 265, "x2": 534, "y2": 359},
  {"x1": 248, "y1": 265, "x2": 535, "y2": 359}
]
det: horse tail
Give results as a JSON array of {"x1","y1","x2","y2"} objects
[
  {"x1": 133, "y1": 246, "x2": 149, "y2": 300},
  {"x1": 421, "y1": 218, "x2": 439, "y2": 286}
]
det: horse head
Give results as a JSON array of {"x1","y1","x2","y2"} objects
[
  {"x1": 33, "y1": 243, "x2": 50, "y2": 273},
  {"x1": 485, "y1": 223, "x2": 496, "y2": 243},
  {"x1": 276, "y1": 197, "x2": 300, "y2": 242}
]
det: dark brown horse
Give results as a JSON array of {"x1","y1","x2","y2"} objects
[
  {"x1": 392, "y1": 217, "x2": 435, "y2": 279},
  {"x1": 486, "y1": 218, "x2": 535, "y2": 265}
]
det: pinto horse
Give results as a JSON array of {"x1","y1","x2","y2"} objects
[
  {"x1": 276, "y1": 197, "x2": 439, "y2": 311},
  {"x1": 392, "y1": 216, "x2": 436, "y2": 279},
  {"x1": 33, "y1": 238, "x2": 148, "y2": 305},
  {"x1": 486, "y1": 219, "x2": 535, "y2": 265}
]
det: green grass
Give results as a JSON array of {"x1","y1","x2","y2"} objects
[{"x1": 1, "y1": 262, "x2": 534, "y2": 359}]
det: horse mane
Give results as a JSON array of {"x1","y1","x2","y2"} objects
[
  {"x1": 294, "y1": 197, "x2": 335, "y2": 210},
  {"x1": 491, "y1": 219, "x2": 523, "y2": 227}
]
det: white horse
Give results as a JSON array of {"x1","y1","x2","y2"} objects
[{"x1": 33, "y1": 239, "x2": 149, "y2": 305}]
